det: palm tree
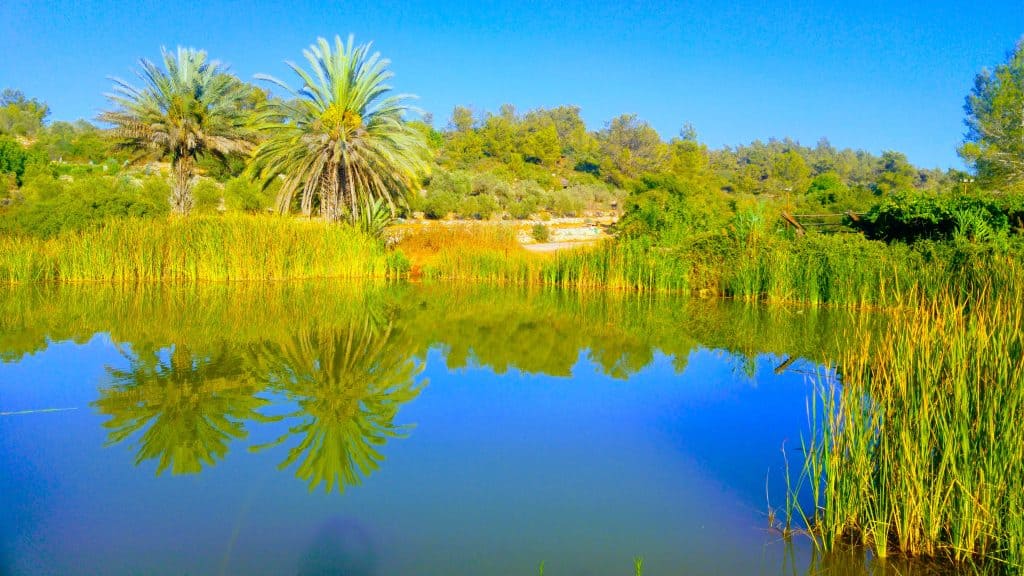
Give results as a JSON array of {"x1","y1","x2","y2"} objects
[
  {"x1": 100, "y1": 48, "x2": 256, "y2": 214},
  {"x1": 249, "y1": 35, "x2": 429, "y2": 222}
]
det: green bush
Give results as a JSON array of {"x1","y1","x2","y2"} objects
[
  {"x1": 549, "y1": 188, "x2": 585, "y2": 216},
  {"x1": 458, "y1": 194, "x2": 499, "y2": 220},
  {"x1": 192, "y1": 178, "x2": 223, "y2": 214},
  {"x1": 223, "y1": 177, "x2": 272, "y2": 213},
  {"x1": 422, "y1": 189, "x2": 458, "y2": 219},
  {"x1": 0, "y1": 172, "x2": 169, "y2": 238},
  {"x1": 617, "y1": 174, "x2": 733, "y2": 243},
  {"x1": 854, "y1": 191, "x2": 1011, "y2": 243},
  {"x1": 0, "y1": 137, "x2": 47, "y2": 185},
  {"x1": 531, "y1": 223, "x2": 550, "y2": 242}
]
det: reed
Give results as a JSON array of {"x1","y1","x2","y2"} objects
[
  {"x1": 0, "y1": 215, "x2": 395, "y2": 283},
  {"x1": 795, "y1": 275, "x2": 1024, "y2": 570},
  {"x1": 409, "y1": 227, "x2": 1023, "y2": 307}
]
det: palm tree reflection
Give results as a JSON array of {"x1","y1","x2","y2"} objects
[
  {"x1": 249, "y1": 315, "x2": 424, "y2": 493},
  {"x1": 93, "y1": 344, "x2": 272, "y2": 475}
]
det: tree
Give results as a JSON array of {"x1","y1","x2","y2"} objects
[
  {"x1": 666, "y1": 130, "x2": 718, "y2": 191},
  {"x1": 771, "y1": 149, "x2": 811, "y2": 198},
  {"x1": 250, "y1": 36, "x2": 430, "y2": 222},
  {"x1": 0, "y1": 137, "x2": 46, "y2": 185},
  {"x1": 35, "y1": 120, "x2": 112, "y2": 163},
  {"x1": 960, "y1": 39, "x2": 1024, "y2": 189},
  {"x1": 875, "y1": 150, "x2": 916, "y2": 194},
  {"x1": 100, "y1": 48, "x2": 256, "y2": 214},
  {"x1": 447, "y1": 106, "x2": 476, "y2": 132},
  {"x1": 598, "y1": 114, "x2": 667, "y2": 184},
  {"x1": 805, "y1": 172, "x2": 848, "y2": 207},
  {"x1": 0, "y1": 89, "x2": 49, "y2": 137}
]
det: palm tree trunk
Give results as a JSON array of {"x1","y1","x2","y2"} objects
[
  {"x1": 322, "y1": 167, "x2": 341, "y2": 222},
  {"x1": 345, "y1": 166, "x2": 359, "y2": 223},
  {"x1": 171, "y1": 156, "x2": 195, "y2": 215}
]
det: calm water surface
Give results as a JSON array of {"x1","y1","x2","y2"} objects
[{"x1": 0, "y1": 283, "x2": 907, "y2": 575}]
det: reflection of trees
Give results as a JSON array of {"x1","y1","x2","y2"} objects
[
  {"x1": 93, "y1": 344, "x2": 272, "y2": 475},
  {"x1": 249, "y1": 315, "x2": 424, "y2": 493}
]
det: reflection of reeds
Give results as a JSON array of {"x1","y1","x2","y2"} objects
[
  {"x1": 0, "y1": 215, "x2": 391, "y2": 282},
  {"x1": 794, "y1": 283, "x2": 1024, "y2": 571},
  {"x1": 248, "y1": 316, "x2": 424, "y2": 493}
]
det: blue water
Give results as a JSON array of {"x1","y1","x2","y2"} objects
[{"x1": 0, "y1": 284, "x2": 853, "y2": 575}]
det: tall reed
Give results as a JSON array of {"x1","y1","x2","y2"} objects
[
  {"x1": 0, "y1": 215, "x2": 394, "y2": 283},
  {"x1": 412, "y1": 227, "x2": 1023, "y2": 307},
  {"x1": 796, "y1": 276, "x2": 1024, "y2": 570}
]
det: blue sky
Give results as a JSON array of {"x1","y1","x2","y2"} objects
[{"x1": 1, "y1": 0, "x2": 1022, "y2": 169}]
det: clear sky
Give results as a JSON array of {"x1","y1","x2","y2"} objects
[{"x1": 1, "y1": 0, "x2": 1022, "y2": 169}]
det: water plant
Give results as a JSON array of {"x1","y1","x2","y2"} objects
[{"x1": 792, "y1": 273, "x2": 1024, "y2": 570}]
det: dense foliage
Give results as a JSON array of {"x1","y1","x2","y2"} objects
[{"x1": 1, "y1": 36, "x2": 1022, "y2": 248}]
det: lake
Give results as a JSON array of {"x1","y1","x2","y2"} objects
[{"x1": 0, "y1": 282, "x2": 929, "y2": 575}]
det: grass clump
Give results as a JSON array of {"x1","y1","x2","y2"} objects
[{"x1": 531, "y1": 223, "x2": 550, "y2": 242}]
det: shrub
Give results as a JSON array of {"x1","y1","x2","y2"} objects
[
  {"x1": 458, "y1": 194, "x2": 499, "y2": 220},
  {"x1": 224, "y1": 176, "x2": 272, "y2": 213},
  {"x1": 854, "y1": 191, "x2": 1011, "y2": 243},
  {"x1": 0, "y1": 172, "x2": 169, "y2": 238},
  {"x1": 550, "y1": 188, "x2": 585, "y2": 216},
  {"x1": 531, "y1": 223, "x2": 550, "y2": 242},
  {"x1": 616, "y1": 174, "x2": 733, "y2": 243},
  {"x1": 192, "y1": 178, "x2": 223, "y2": 214},
  {"x1": 0, "y1": 137, "x2": 46, "y2": 185},
  {"x1": 422, "y1": 189, "x2": 458, "y2": 219}
]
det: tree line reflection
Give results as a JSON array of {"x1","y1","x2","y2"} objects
[{"x1": 0, "y1": 282, "x2": 881, "y2": 492}]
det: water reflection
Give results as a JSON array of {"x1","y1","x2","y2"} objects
[
  {"x1": 93, "y1": 343, "x2": 271, "y2": 475},
  {"x1": 248, "y1": 319, "x2": 424, "y2": 493},
  {"x1": 1, "y1": 282, "x2": 881, "y2": 490},
  {"x1": 1, "y1": 282, "x2": 902, "y2": 575}
]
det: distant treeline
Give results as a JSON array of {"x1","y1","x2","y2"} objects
[{"x1": 0, "y1": 88, "x2": 975, "y2": 230}]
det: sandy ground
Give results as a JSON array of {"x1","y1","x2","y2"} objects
[{"x1": 522, "y1": 239, "x2": 603, "y2": 252}]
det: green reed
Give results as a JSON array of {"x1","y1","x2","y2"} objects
[
  {"x1": 794, "y1": 276, "x2": 1024, "y2": 571},
  {"x1": 0, "y1": 215, "x2": 397, "y2": 282},
  {"x1": 418, "y1": 229, "x2": 1023, "y2": 308}
]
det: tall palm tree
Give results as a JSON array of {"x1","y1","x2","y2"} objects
[
  {"x1": 100, "y1": 48, "x2": 256, "y2": 214},
  {"x1": 249, "y1": 35, "x2": 429, "y2": 222}
]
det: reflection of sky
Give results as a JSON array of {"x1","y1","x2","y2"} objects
[{"x1": 0, "y1": 336, "x2": 822, "y2": 575}]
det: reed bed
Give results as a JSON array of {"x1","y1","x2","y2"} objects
[
  {"x1": 0, "y1": 215, "x2": 394, "y2": 282},
  {"x1": 411, "y1": 228, "x2": 1020, "y2": 307},
  {"x1": 794, "y1": 278, "x2": 1024, "y2": 571}
]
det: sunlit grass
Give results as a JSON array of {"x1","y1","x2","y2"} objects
[{"x1": 0, "y1": 214, "x2": 395, "y2": 282}]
